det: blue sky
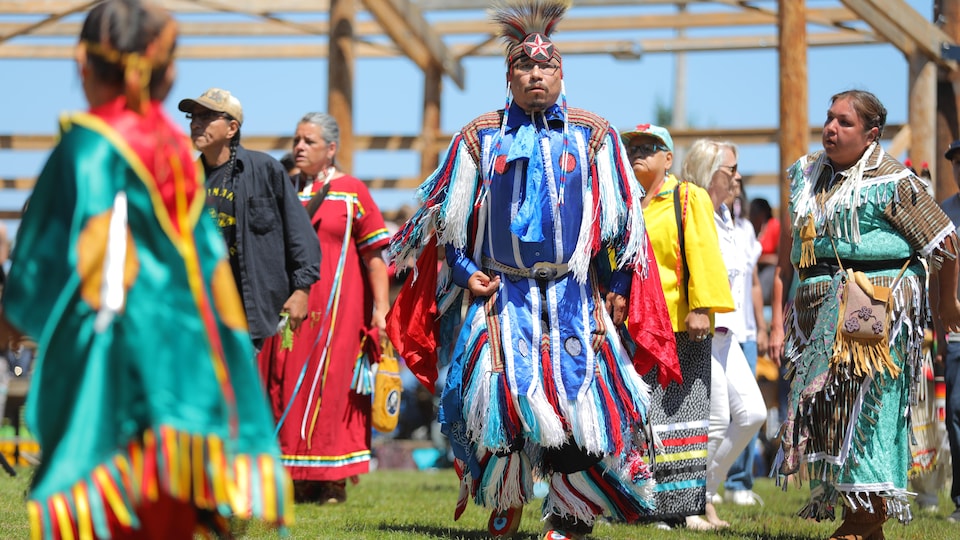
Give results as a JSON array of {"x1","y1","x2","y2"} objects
[{"x1": 0, "y1": 0, "x2": 934, "y2": 231}]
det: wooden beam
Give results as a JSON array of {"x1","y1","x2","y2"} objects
[
  {"x1": 937, "y1": 0, "x2": 960, "y2": 200},
  {"x1": 0, "y1": 0, "x2": 660, "y2": 14},
  {"x1": 870, "y1": 0, "x2": 958, "y2": 62},
  {"x1": 779, "y1": 0, "x2": 808, "y2": 245},
  {"x1": 187, "y1": 0, "x2": 334, "y2": 42},
  {"x1": 907, "y1": 53, "x2": 937, "y2": 180},
  {"x1": 711, "y1": 0, "x2": 856, "y2": 34},
  {"x1": 360, "y1": 0, "x2": 465, "y2": 88},
  {"x1": 0, "y1": 1, "x2": 97, "y2": 45},
  {"x1": 844, "y1": 0, "x2": 959, "y2": 67},
  {"x1": 0, "y1": 178, "x2": 40, "y2": 189},
  {"x1": 0, "y1": 172, "x2": 805, "y2": 199},
  {"x1": 0, "y1": 0, "x2": 333, "y2": 13},
  {"x1": 0, "y1": 8, "x2": 864, "y2": 38},
  {"x1": 420, "y1": 65, "x2": 442, "y2": 179},
  {"x1": 840, "y1": 0, "x2": 916, "y2": 57},
  {"x1": 886, "y1": 123, "x2": 912, "y2": 161},
  {"x1": 414, "y1": 0, "x2": 691, "y2": 8},
  {"x1": 329, "y1": 0, "x2": 355, "y2": 174},
  {"x1": 0, "y1": 32, "x2": 883, "y2": 60},
  {"x1": 2, "y1": 127, "x2": 907, "y2": 153}
]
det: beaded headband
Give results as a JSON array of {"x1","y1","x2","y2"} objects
[{"x1": 79, "y1": 17, "x2": 177, "y2": 114}]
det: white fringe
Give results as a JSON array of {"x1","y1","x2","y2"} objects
[
  {"x1": 521, "y1": 390, "x2": 567, "y2": 447},
  {"x1": 543, "y1": 472, "x2": 598, "y2": 525},
  {"x1": 595, "y1": 140, "x2": 621, "y2": 242},
  {"x1": 571, "y1": 394, "x2": 604, "y2": 455},
  {"x1": 567, "y1": 180, "x2": 593, "y2": 284},
  {"x1": 497, "y1": 453, "x2": 528, "y2": 511},
  {"x1": 441, "y1": 145, "x2": 480, "y2": 250},
  {"x1": 464, "y1": 312, "x2": 493, "y2": 443}
]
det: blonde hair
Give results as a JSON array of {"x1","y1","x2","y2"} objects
[{"x1": 681, "y1": 138, "x2": 738, "y2": 190}]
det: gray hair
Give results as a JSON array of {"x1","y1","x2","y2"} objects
[
  {"x1": 681, "y1": 138, "x2": 738, "y2": 190},
  {"x1": 299, "y1": 112, "x2": 340, "y2": 146}
]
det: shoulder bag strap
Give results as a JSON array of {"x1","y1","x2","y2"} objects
[
  {"x1": 674, "y1": 183, "x2": 690, "y2": 303},
  {"x1": 304, "y1": 181, "x2": 332, "y2": 219}
]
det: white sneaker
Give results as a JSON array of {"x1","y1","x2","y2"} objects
[
  {"x1": 709, "y1": 493, "x2": 723, "y2": 505},
  {"x1": 723, "y1": 489, "x2": 764, "y2": 506},
  {"x1": 947, "y1": 508, "x2": 960, "y2": 522}
]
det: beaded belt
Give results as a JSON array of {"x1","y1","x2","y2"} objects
[{"x1": 481, "y1": 256, "x2": 570, "y2": 280}]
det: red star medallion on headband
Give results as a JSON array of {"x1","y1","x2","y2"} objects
[{"x1": 522, "y1": 33, "x2": 554, "y2": 62}]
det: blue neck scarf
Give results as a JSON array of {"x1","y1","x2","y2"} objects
[{"x1": 507, "y1": 121, "x2": 546, "y2": 242}]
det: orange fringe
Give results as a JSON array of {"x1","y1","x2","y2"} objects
[
  {"x1": 831, "y1": 273, "x2": 900, "y2": 379},
  {"x1": 28, "y1": 426, "x2": 293, "y2": 540}
]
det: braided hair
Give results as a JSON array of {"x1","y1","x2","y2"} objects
[
  {"x1": 223, "y1": 123, "x2": 241, "y2": 187},
  {"x1": 79, "y1": 0, "x2": 177, "y2": 110}
]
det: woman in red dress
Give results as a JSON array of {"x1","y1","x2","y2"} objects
[{"x1": 259, "y1": 112, "x2": 392, "y2": 504}]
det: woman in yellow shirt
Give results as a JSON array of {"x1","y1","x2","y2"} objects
[{"x1": 621, "y1": 124, "x2": 735, "y2": 530}]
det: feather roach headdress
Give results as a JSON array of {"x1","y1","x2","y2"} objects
[{"x1": 491, "y1": 0, "x2": 571, "y2": 66}]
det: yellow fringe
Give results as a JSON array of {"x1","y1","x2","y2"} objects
[
  {"x1": 28, "y1": 426, "x2": 294, "y2": 539},
  {"x1": 831, "y1": 334, "x2": 900, "y2": 379},
  {"x1": 831, "y1": 272, "x2": 900, "y2": 379},
  {"x1": 799, "y1": 214, "x2": 818, "y2": 268}
]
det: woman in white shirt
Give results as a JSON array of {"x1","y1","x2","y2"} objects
[{"x1": 681, "y1": 139, "x2": 767, "y2": 530}]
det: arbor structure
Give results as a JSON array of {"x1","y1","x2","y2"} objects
[{"x1": 1, "y1": 0, "x2": 959, "y2": 219}]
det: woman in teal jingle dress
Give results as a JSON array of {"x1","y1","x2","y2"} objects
[{"x1": 769, "y1": 89, "x2": 960, "y2": 539}]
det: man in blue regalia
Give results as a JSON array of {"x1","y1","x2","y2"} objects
[{"x1": 387, "y1": 1, "x2": 678, "y2": 538}]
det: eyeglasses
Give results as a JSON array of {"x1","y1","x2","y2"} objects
[
  {"x1": 719, "y1": 163, "x2": 739, "y2": 175},
  {"x1": 187, "y1": 111, "x2": 230, "y2": 123},
  {"x1": 512, "y1": 60, "x2": 561, "y2": 75},
  {"x1": 627, "y1": 143, "x2": 669, "y2": 156}
]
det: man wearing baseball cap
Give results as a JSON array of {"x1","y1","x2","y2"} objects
[{"x1": 179, "y1": 88, "x2": 320, "y2": 350}]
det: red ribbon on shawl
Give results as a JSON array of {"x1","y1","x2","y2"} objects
[
  {"x1": 385, "y1": 238, "x2": 440, "y2": 393},
  {"x1": 628, "y1": 237, "x2": 682, "y2": 387}
]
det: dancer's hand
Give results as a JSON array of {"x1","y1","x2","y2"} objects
[
  {"x1": 605, "y1": 291, "x2": 628, "y2": 325},
  {"x1": 282, "y1": 288, "x2": 310, "y2": 330},
  {"x1": 685, "y1": 308, "x2": 710, "y2": 342},
  {"x1": 467, "y1": 271, "x2": 500, "y2": 297}
]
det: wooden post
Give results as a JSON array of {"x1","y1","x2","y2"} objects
[
  {"x1": 778, "y1": 1, "x2": 807, "y2": 220},
  {"x1": 937, "y1": 0, "x2": 960, "y2": 199},
  {"x1": 908, "y1": 52, "x2": 937, "y2": 183},
  {"x1": 672, "y1": 3, "x2": 688, "y2": 166},
  {"x1": 420, "y1": 65, "x2": 442, "y2": 181},
  {"x1": 328, "y1": 0, "x2": 355, "y2": 174}
]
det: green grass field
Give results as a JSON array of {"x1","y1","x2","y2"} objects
[{"x1": 0, "y1": 466, "x2": 958, "y2": 539}]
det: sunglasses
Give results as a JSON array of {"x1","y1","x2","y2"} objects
[
  {"x1": 627, "y1": 142, "x2": 669, "y2": 156},
  {"x1": 719, "y1": 163, "x2": 738, "y2": 175},
  {"x1": 186, "y1": 111, "x2": 231, "y2": 123}
]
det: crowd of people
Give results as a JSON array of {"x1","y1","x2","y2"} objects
[{"x1": 3, "y1": 1, "x2": 960, "y2": 539}]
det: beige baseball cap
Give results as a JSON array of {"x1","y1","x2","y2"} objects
[{"x1": 178, "y1": 87, "x2": 243, "y2": 125}]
